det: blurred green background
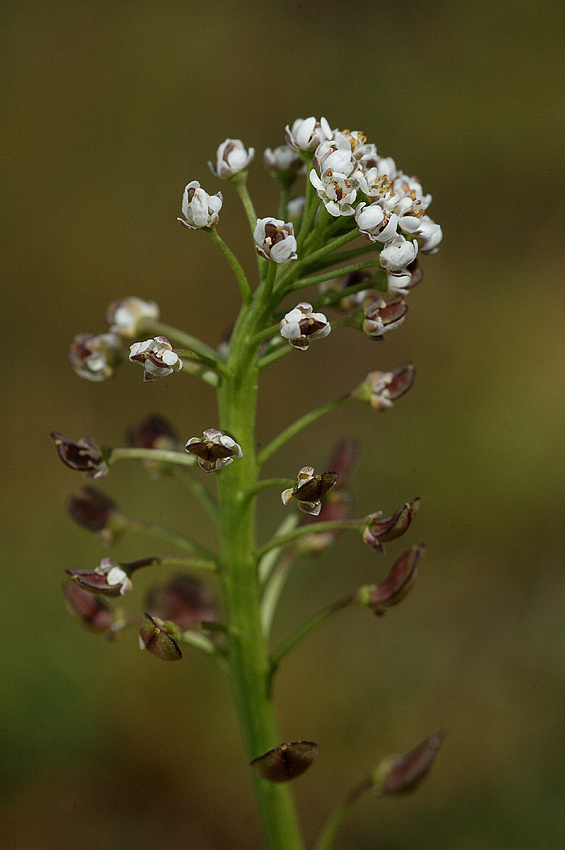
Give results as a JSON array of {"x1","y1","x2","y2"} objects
[{"x1": 2, "y1": 1, "x2": 564, "y2": 848}]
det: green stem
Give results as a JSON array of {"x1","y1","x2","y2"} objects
[
  {"x1": 256, "y1": 518, "x2": 363, "y2": 560},
  {"x1": 270, "y1": 593, "x2": 356, "y2": 673},
  {"x1": 260, "y1": 551, "x2": 296, "y2": 638},
  {"x1": 139, "y1": 318, "x2": 227, "y2": 366},
  {"x1": 172, "y1": 467, "x2": 221, "y2": 524},
  {"x1": 176, "y1": 350, "x2": 231, "y2": 379},
  {"x1": 314, "y1": 781, "x2": 371, "y2": 850},
  {"x1": 243, "y1": 478, "x2": 293, "y2": 502},
  {"x1": 231, "y1": 171, "x2": 259, "y2": 234},
  {"x1": 258, "y1": 514, "x2": 299, "y2": 584},
  {"x1": 257, "y1": 341, "x2": 292, "y2": 371},
  {"x1": 110, "y1": 447, "x2": 201, "y2": 470},
  {"x1": 296, "y1": 155, "x2": 317, "y2": 247},
  {"x1": 125, "y1": 518, "x2": 217, "y2": 561},
  {"x1": 257, "y1": 394, "x2": 351, "y2": 467},
  {"x1": 215, "y1": 292, "x2": 305, "y2": 850},
  {"x1": 155, "y1": 555, "x2": 218, "y2": 571},
  {"x1": 288, "y1": 262, "x2": 384, "y2": 293},
  {"x1": 278, "y1": 182, "x2": 291, "y2": 221},
  {"x1": 251, "y1": 322, "x2": 280, "y2": 347},
  {"x1": 208, "y1": 227, "x2": 252, "y2": 303},
  {"x1": 277, "y1": 229, "x2": 362, "y2": 294},
  {"x1": 179, "y1": 359, "x2": 220, "y2": 387}
]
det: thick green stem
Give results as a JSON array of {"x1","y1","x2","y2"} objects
[{"x1": 215, "y1": 295, "x2": 304, "y2": 850}]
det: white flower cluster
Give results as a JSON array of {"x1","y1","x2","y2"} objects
[{"x1": 291, "y1": 117, "x2": 442, "y2": 282}]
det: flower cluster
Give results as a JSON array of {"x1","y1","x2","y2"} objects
[
  {"x1": 53, "y1": 115, "x2": 445, "y2": 846},
  {"x1": 300, "y1": 118, "x2": 442, "y2": 283},
  {"x1": 68, "y1": 297, "x2": 162, "y2": 382}
]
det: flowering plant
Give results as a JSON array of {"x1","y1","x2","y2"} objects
[{"x1": 53, "y1": 116, "x2": 444, "y2": 850}]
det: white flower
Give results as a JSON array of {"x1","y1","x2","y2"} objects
[
  {"x1": 393, "y1": 174, "x2": 432, "y2": 211},
  {"x1": 279, "y1": 302, "x2": 331, "y2": 350},
  {"x1": 357, "y1": 168, "x2": 398, "y2": 208},
  {"x1": 254, "y1": 217, "x2": 297, "y2": 263},
  {"x1": 105, "y1": 297, "x2": 160, "y2": 338},
  {"x1": 177, "y1": 181, "x2": 223, "y2": 229},
  {"x1": 185, "y1": 428, "x2": 243, "y2": 472},
  {"x1": 129, "y1": 336, "x2": 182, "y2": 381},
  {"x1": 285, "y1": 117, "x2": 332, "y2": 152},
  {"x1": 337, "y1": 129, "x2": 377, "y2": 165},
  {"x1": 414, "y1": 215, "x2": 443, "y2": 253},
  {"x1": 97, "y1": 558, "x2": 133, "y2": 596},
  {"x1": 309, "y1": 170, "x2": 358, "y2": 217},
  {"x1": 354, "y1": 203, "x2": 398, "y2": 243},
  {"x1": 69, "y1": 332, "x2": 126, "y2": 381},
  {"x1": 313, "y1": 136, "x2": 356, "y2": 179},
  {"x1": 209, "y1": 139, "x2": 255, "y2": 178},
  {"x1": 379, "y1": 235, "x2": 419, "y2": 274}
]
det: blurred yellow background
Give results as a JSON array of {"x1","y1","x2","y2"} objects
[{"x1": 2, "y1": 1, "x2": 564, "y2": 848}]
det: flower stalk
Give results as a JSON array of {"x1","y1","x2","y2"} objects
[{"x1": 53, "y1": 116, "x2": 444, "y2": 850}]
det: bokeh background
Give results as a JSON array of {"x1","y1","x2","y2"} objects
[{"x1": 2, "y1": 1, "x2": 564, "y2": 848}]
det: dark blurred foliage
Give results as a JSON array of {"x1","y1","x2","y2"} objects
[{"x1": 2, "y1": 1, "x2": 564, "y2": 848}]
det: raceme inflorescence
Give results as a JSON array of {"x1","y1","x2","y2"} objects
[{"x1": 53, "y1": 117, "x2": 444, "y2": 850}]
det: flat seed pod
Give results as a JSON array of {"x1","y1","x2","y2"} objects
[{"x1": 250, "y1": 741, "x2": 318, "y2": 783}]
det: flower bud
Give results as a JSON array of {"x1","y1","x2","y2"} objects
[
  {"x1": 250, "y1": 741, "x2": 318, "y2": 783},
  {"x1": 63, "y1": 581, "x2": 114, "y2": 634},
  {"x1": 415, "y1": 215, "x2": 443, "y2": 254},
  {"x1": 279, "y1": 302, "x2": 331, "y2": 350},
  {"x1": 372, "y1": 731, "x2": 445, "y2": 795},
  {"x1": 145, "y1": 574, "x2": 218, "y2": 630},
  {"x1": 263, "y1": 146, "x2": 305, "y2": 184},
  {"x1": 185, "y1": 428, "x2": 243, "y2": 472},
  {"x1": 104, "y1": 297, "x2": 160, "y2": 339},
  {"x1": 66, "y1": 486, "x2": 125, "y2": 545},
  {"x1": 178, "y1": 181, "x2": 223, "y2": 229},
  {"x1": 66, "y1": 557, "x2": 133, "y2": 597},
  {"x1": 139, "y1": 612, "x2": 182, "y2": 661},
  {"x1": 209, "y1": 139, "x2": 255, "y2": 178},
  {"x1": 320, "y1": 270, "x2": 374, "y2": 313},
  {"x1": 282, "y1": 467, "x2": 338, "y2": 516},
  {"x1": 51, "y1": 432, "x2": 108, "y2": 479},
  {"x1": 313, "y1": 136, "x2": 356, "y2": 179},
  {"x1": 379, "y1": 235, "x2": 419, "y2": 274},
  {"x1": 353, "y1": 362, "x2": 415, "y2": 410},
  {"x1": 363, "y1": 498, "x2": 420, "y2": 551},
  {"x1": 254, "y1": 218, "x2": 297, "y2": 264},
  {"x1": 125, "y1": 413, "x2": 183, "y2": 477},
  {"x1": 285, "y1": 117, "x2": 332, "y2": 152},
  {"x1": 68, "y1": 332, "x2": 126, "y2": 382},
  {"x1": 287, "y1": 196, "x2": 305, "y2": 219},
  {"x1": 358, "y1": 545, "x2": 423, "y2": 615},
  {"x1": 129, "y1": 336, "x2": 182, "y2": 381},
  {"x1": 362, "y1": 295, "x2": 408, "y2": 339},
  {"x1": 386, "y1": 259, "x2": 423, "y2": 296}
]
